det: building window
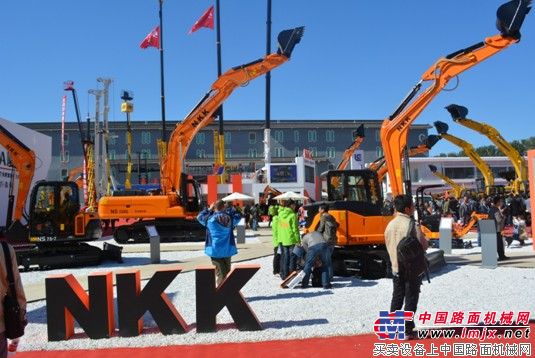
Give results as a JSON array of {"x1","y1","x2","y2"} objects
[
  {"x1": 108, "y1": 150, "x2": 116, "y2": 160},
  {"x1": 61, "y1": 150, "x2": 70, "y2": 163},
  {"x1": 274, "y1": 147, "x2": 284, "y2": 158},
  {"x1": 196, "y1": 132, "x2": 206, "y2": 145},
  {"x1": 294, "y1": 130, "x2": 300, "y2": 143},
  {"x1": 375, "y1": 129, "x2": 380, "y2": 143},
  {"x1": 109, "y1": 132, "x2": 117, "y2": 145},
  {"x1": 444, "y1": 167, "x2": 475, "y2": 179},
  {"x1": 326, "y1": 147, "x2": 336, "y2": 158},
  {"x1": 248, "y1": 148, "x2": 258, "y2": 158},
  {"x1": 249, "y1": 132, "x2": 257, "y2": 144},
  {"x1": 308, "y1": 130, "x2": 317, "y2": 142},
  {"x1": 413, "y1": 168, "x2": 419, "y2": 182},
  {"x1": 224, "y1": 132, "x2": 231, "y2": 144},
  {"x1": 376, "y1": 146, "x2": 383, "y2": 158},
  {"x1": 141, "y1": 131, "x2": 152, "y2": 145},
  {"x1": 63, "y1": 133, "x2": 70, "y2": 146},
  {"x1": 225, "y1": 148, "x2": 232, "y2": 159},
  {"x1": 141, "y1": 149, "x2": 151, "y2": 160},
  {"x1": 196, "y1": 149, "x2": 206, "y2": 159},
  {"x1": 325, "y1": 130, "x2": 335, "y2": 143},
  {"x1": 274, "y1": 130, "x2": 284, "y2": 143},
  {"x1": 294, "y1": 147, "x2": 300, "y2": 157},
  {"x1": 310, "y1": 147, "x2": 317, "y2": 157}
]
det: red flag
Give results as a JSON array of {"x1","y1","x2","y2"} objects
[
  {"x1": 140, "y1": 26, "x2": 160, "y2": 49},
  {"x1": 188, "y1": 6, "x2": 214, "y2": 34}
]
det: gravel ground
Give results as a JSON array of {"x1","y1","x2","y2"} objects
[
  {"x1": 20, "y1": 250, "x2": 205, "y2": 285},
  {"x1": 19, "y1": 254, "x2": 535, "y2": 351}
]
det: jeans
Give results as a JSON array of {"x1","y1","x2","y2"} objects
[
  {"x1": 327, "y1": 244, "x2": 334, "y2": 279},
  {"x1": 273, "y1": 245, "x2": 281, "y2": 275},
  {"x1": 497, "y1": 232, "x2": 506, "y2": 259},
  {"x1": 280, "y1": 245, "x2": 296, "y2": 280},
  {"x1": 252, "y1": 218, "x2": 258, "y2": 231},
  {"x1": 302, "y1": 243, "x2": 331, "y2": 288},
  {"x1": 390, "y1": 273, "x2": 422, "y2": 334}
]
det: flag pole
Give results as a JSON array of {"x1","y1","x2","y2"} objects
[
  {"x1": 264, "y1": 0, "x2": 272, "y2": 167},
  {"x1": 215, "y1": 0, "x2": 225, "y2": 181},
  {"x1": 159, "y1": 0, "x2": 167, "y2": 143}
]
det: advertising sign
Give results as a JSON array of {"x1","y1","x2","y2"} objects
[{"x1": 270, "y1": 165, "x2": 297, "y2": 183}]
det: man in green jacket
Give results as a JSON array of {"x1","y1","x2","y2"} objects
[{"x1": 277, "y1": 200, "x2": 300, "y2": 279}]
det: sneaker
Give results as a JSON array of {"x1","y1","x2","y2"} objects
[
  {"x1": 498, "y1": 256, "x2": 509, "y2": 261},
  {"x1": 323, "y1": 284, "x2": 333, "y2": 289}
]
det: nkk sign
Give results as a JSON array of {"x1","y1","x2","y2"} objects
[{"x1": 45, "y1": 265, "x2": 262, "y2": 341}]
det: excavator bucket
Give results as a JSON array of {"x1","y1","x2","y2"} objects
[
  {"x1": 433, "y1": 121, "x2": 450, "y2": 135},
  {"x1": 425, "y1": 134, "x2": 441, "y2": 149},
  {"x1": 429, "y1": 164, "x2": 438, "y2": 173},
  {"x1": 277, "y1": 26, "x2": 305, "y2": 58},
  {"x1": 496, "y1": 0, "x2": 532, "y2": 39},
  {"x1": 445, "y1": 104, "x2": 469, "y2": 121},
  {"x1": 354, "y1": 124, "x2": 365, "y2": 138}
]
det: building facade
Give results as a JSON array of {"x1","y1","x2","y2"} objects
[{"x1": 20, "y1": 119, "x2": 430, "y2": 184}]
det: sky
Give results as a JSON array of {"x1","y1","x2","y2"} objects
[{"x1": 1, "y1": 0, "x2": 534, "y2": 156}]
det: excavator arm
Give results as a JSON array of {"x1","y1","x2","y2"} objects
[
  {"x1": 434, "y1": 121, "x2": 495, "y2": 193},
  {"x1": 445, "y1": 104, "x2": 528, "y2": 194},
  {"x1": 336, "y1": 124, "x2": 365, "y2": 171},
  {"x1": 0, "y1": 124, "x2": 36, "y2": 222},
  {"x1": 160, "y1": 27, "x2": 305, "y2": 194},
  {"x1": 372, "y1": 135, "x2": 441, "y2": 183},
  {"x1": 428, "y1": 164, "x2": 464, "y2": 199},
  {"x1": 380, "y1": 0, "x2": 531, "y2": 196}
]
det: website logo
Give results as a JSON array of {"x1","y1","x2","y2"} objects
[{"x1": 374, "y1": 310, "x2": 414, "y2": 340}]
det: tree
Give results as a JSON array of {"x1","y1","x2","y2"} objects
[{"x1": 435, "y1": 136, "x2": 535, "y2": 157}]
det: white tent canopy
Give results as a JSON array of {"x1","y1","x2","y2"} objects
[
  {"x1": 273, "y1": 191, "x2": 307, "y2": 201},
  {"x1": 221, "y1": 192, "x2": 255, "y2": 202}
]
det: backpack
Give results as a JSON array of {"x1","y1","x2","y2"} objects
[{"x1": 396, "y1": 219, "x2": 429, "y2": 282}]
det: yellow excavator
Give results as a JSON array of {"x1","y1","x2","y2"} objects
[
  {"x1": 433, "y1": 120, "x2": 505, "y2": 196},
  {"x1": 445, "y1": 104, "x2": 528, "y2": 194},
  {"x1": 428, "y1": 164, "x2": 465, "y2": 199}
]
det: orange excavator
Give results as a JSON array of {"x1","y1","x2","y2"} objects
[
  {"x1": 0, "y1": 123, "x2": 118, "y2": 270},
  {"x1": 98, "y1": 27, "x2": 304, "y2": 243},
  {"x1": 0, "y1": 123, "x2": 36, "y2": 237},
  {"x1": 304, "y1": 0, "x2": 530, "y2": 278}
]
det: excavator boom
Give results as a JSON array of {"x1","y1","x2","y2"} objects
[
  {"x1": 428, "y1": 164, "x2": 464, "y2": 199},
  {"x1": 380, "y1": 0, "x2": 531, "y2": 196},
  {"x1": 0, "y1": 124, "x2": 36, "y2": 222},
  {"x1": 434, "y1": 120, "x2": 495, "y2": 194},
  {"x1": 160, "y1": 27, "x2": 304, "y2": 194},
  {"x1": 445, "y1": 104, "x2": 528, "y2": 194}
]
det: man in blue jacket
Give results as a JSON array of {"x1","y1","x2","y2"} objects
[{"x1": 197, "y1": 200, "x2": 242, "y2": 285}]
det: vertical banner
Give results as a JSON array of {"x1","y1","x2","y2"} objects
[
  {"x1": 528, "y1": 149, "x2": 535, "y2": 251},
  {"x1": 350, "y1": 150, "x2": 364, "y2": 169},
  {"x1": 60, "y1": 95, "x2": 67, "y2": 165}
]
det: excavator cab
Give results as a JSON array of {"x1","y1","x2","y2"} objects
[
  {"x1": 28, "y1": 181, "x2": 83, "y2": 243},
  {"x1": 180, "y1": 173, "x2": 202, "y2": 213}
]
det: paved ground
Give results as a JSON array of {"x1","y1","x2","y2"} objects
[{"x1": 21, "y1": 223, "x2": 535, "y2": 302}]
